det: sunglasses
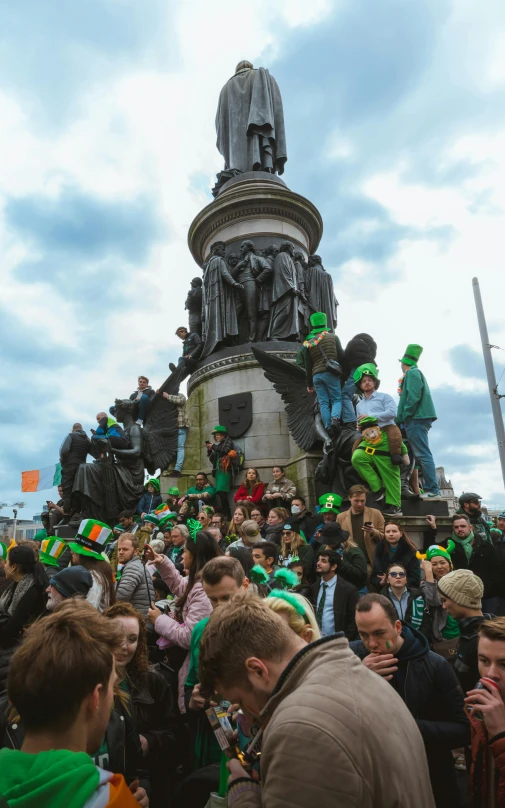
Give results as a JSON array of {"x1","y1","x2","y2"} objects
[
  {"x1": 389, "y1": 571, "x2": 406, "y2": 578},
  {"x1": 282, "y1": 531, "x2": 293, "y2": 536}
]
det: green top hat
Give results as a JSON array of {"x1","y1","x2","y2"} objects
[
  {"x1": 0, "y1": 542, "x2": 7, "y2": 561},
  {"x1": 400, "y1": 344, "x2": 423, "y2": 366},
  {"x1": 40, "y1": 537, "x2": 67, "y2": 568},
  {"x1": 144, "y1": 477, "x2": 160, "y2": 492},
  {"x1": 359, "y1": 416, "x2": 380, "y2": 432},
  {"x1": 212, "y1": 425, "x2": 227, "y2": 434},
  {"x1": 67, "y1": 519, "x2": 113, "y2": 561},
  {"x1": 168, "y1": 486, "x2": 180, "y2": 496},
  {"x1": 309, "y1": 312, "x2": 328, "y2": 330},
  {"x1": 33, "y1": 529, "x2": 48, "y2": 543},
  {"x1": 353, "y1": 363, "x2": 380, "y2": 391},
  {"x1": 318, "y1": 492, "x2": 342, "y2": 514}
]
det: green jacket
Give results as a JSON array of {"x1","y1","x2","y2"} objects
[{"x1": 396, "y1": 367, "x2": 437, "y2": 423}]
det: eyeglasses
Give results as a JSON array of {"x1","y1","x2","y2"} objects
[
  {"x1": 282, "y1": 531, "x2": 293, "y2": 536},
  {"x1": 389, "y1": 571, "x2": 406, "y2": 578}
]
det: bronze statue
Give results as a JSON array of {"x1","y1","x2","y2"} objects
[
  {"x1": 305, "y1": 255, "x2": 339, "y2": 333},
  {"x1": 267, "y1": 241, "x2": 300, "y2": 341},
  {"x1": 256, "y1": 244, "x2": 276, "y2": 341},
  {"x1": 185, "y1": 277, "x2": 203, "y2": 338},
  {"x1": 234, "y1": 240, "x2": 270, "y2": 342},
  {"x1": 201, "y1": 241, "x2": 243, "y2": 357},
  {"x1": 293, "y1": 251, "x2": 308, "y2": 339},
  {"x1": 215, "y1": 61, "x2": 287, "y2": 177}
]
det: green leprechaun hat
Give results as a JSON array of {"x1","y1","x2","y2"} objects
[
  {"x1": 168, "y1": 486, "x2": 180, "y2": 497},
  {"x1": 143, "y1": 514, "x2": 160, "y2": 526},
  {"x1": 40, "y1": 537, "x2": 67, "y2": 568},
  {"x1": 144, "y1": 477, "x2": 160, "y2": 492},
  {"x1": 67, "y1": 519, "x2": 113, "y2": 560},
  {"x1": 309, "y1": 312, "x2": 328, "y2": 331},
  {"x1": 318, "y1": 492, "x2": 342, "y2": 514},
  {"x1": 353, "y1": 363, "x2": 380, "y2": 392},
  {"x1": 416, "y1": 541, "x2": 455, "y2": 566},
  {"x1": 358, "y1": 416, "x2": 380, "y2": 432},
  {"x1": 158, "y1": 513, "x2": 176, "y2": 531},
  {"x1": 400, "y1": 344, "x2": 423, "y2": 367},
  {"x1": 212, "y1": 425, "x2": 227, "y2": 435}
]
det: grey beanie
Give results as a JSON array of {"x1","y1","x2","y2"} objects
[{"x1": 438, "y1": 569, "x2": 484, "y2": 609}]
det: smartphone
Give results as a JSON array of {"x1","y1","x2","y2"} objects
[{"x1": 364, "y1": 522, "x2": 372, "y2": 527}]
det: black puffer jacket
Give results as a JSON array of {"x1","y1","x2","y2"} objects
[
  {"x1": 450, "y1": 536, "x2": 500, "y2": 599},
  {"x1": 453, "y1": 613, "x2": 494, "y2": 695},
  {"x1": 343, "y1": 333, "x2": 377, "y2": 378},
  {"x1": 132, "y1": 666, "x2": 181, "y2": 766},
  {"x1": 371, "y1": 537, "x2": 421, "y2": 591},
  {"x1": 351, "y1": 624, "x2": 469, "y2": 808},
  {"x1": 59, "y1": 429, "x2": 90, "y2": 465}
]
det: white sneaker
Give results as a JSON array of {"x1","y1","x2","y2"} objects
[
  {"x1": 135, "y1": 419, "x2": 144, "y2": 427},
  {"x1": 420, "y1": 492, "x2": 441, "y2": 500}
]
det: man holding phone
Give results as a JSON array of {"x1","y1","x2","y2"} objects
[
  {"x1": 465, "y1": 617, "x2": 505, "y2": 806},
  {"x1": 336, "y1": 483, "x2": 385, "y2": 564}
]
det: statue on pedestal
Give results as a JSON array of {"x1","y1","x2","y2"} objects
[
  {"x1": 256, "y1": 244, "x2": 276, "y2": 341},
  {"x1": 215, "y1": 61, "x2": 287, "y2": 178},
  {"x1": 305, "y1": 255, "x2": 339, "y2": 333},
  {"x1": 201, "y1": 241, "x2": 244, "y2": 357},
  {"x1": 267, "y1": 241, "x2": 300, "y2": 341},
  {"x1": 234, "y1": 240, "x2": 271, "y2": 343},
  {"x1": 185, "y1": 277, "x2": 203, "y2": 338}
]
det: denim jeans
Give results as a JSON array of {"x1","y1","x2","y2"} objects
[
  {"x1": 341, "y1": 369, "x2": 357, "y2": 424},
  {"x1": 404, "y1": 419, "x2": 440, "y2": 494},
  {"x1": 138, "y1": 394, "x2": 150, "y2": 422},
  {"x1": 175, "y1": 427, "x2": 188, "y2": 472},
  {"x1": 313, "y1": 371, "x2": 342, "y2": 429}
]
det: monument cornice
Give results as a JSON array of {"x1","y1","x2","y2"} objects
[{"x1": 188, "y1": 178, "x2": 323, "y2": 266}]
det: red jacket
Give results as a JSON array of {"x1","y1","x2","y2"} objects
[
  {"x1": 234, "y1": 482, "x2": 265, "y2": 506},
  {"x1": 470, "y1": 713, "x2": 505, "y2": 806}
]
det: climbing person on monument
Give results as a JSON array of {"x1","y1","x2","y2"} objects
[
  {"x1": 169, "y1": 325, "x2": 203, "y2": 375},
  {"x1": 351, "y1": 416, "x2": 409, "y2": 517},
  {"x1": 91, "y1": 412, "x2": 129, "y2": 451},
  {"x1": 340, "y1": 333, "x2": 377, "y2": 427},
  {"x1": 304, "y1": 311, "x2": 345, "y2": 437},
  {"x1": 205, "y1": 426, "x2": 237, "y2": 519},
  {"x1": 396, "y1": 344, "x2": 441, "y2": 498}
]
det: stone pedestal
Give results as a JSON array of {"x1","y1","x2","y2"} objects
[{"x1": 160, "y1": 341, "x2": 321, "y2": 508}]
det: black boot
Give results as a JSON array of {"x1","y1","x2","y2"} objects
[
  {"x1": 373, "y1": 487, "x2": 385, "y2": 503},
  {"x1": 400, "y1": 463, "x2": 420, "y2": 500},
  {"x1": 328, "y1": 417, "x2": 341, "y2": 438}
]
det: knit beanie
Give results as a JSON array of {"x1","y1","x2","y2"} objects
[
  {"x1": 437, "y1": 569, "x2": 484, "y2": 609},
  {"x1": 49, "y1": 565, "x2": 93, "y2": 599}
]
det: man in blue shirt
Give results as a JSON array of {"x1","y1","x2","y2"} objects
[
  {"x1": 354, "y1": 364, "x2": 404, "y2": 465},
  {"x1": 312, "y1": 548, "x2": 358, "y2": 640}
]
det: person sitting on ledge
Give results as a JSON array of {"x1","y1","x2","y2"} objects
[
  {"x1": 262, "y1": 465, "x2": 296, "y2": 509},
  {"x1": 181, "y1": 472, "x2": 216, "y2": 517},
  {"x1": 91, "y1": 412, "x2": 129, "y2": 451},
  {"x1": 169, "y1": 326, "x2": 203, "y2": 375},
  {"x1": 129, "y1": 376, "x2": 155, "y2": 427},
  {"x1": 234, "y1": 467, "x2": 265, "y2": 507}
]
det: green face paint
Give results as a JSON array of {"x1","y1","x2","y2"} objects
[{"x1": 385, "y1": 640, "x2": 392, "y2": 651}]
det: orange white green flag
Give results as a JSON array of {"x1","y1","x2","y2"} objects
[{"x1": 21, "y1": 463, "x2": 62, "y2": 492}]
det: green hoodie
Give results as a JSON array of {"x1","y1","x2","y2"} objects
[{"x1": 0, "y1": 748, "x2": 101, "y2": 808}]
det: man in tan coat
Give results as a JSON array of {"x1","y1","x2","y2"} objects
[
  {"x1": 199, "y1": 592, "x2": 435, "y2": 808},
  {"x1": 337, "y1": 483, "x2": 384, "y2": 563}
]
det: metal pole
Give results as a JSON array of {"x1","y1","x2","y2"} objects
[
  {"x1": 12, "y1": 508, "x2": 18, "y2": 541},
  {"x1": 472, "y1": 277, "x2": 505, "y2": 488}
]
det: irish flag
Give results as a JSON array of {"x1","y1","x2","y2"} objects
[{"x1": 21, "y1": 463, "x2": 62, "y2": 492}]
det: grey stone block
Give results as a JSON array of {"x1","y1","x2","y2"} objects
[{"x1": 244, "y1": 433, "x2": 290, "y2": 461}]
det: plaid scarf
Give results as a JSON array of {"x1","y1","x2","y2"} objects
[{"x1": 0, "y1": 573, "x2": 35, "y2": 617}]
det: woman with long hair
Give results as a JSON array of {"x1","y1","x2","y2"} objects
[
  {"x1": 0, "y1": 544, "x2": 48, "y2": 692},
  {"x1": 371, "y1": 522, "x2": 420, "y2": 591},
  {"x1": 228, "y1": 504, "x2": 250, "y2": 541},
  {"x1": 234, "y1": 468, "x2": 265, "y2": 507},
  {"x1": 70, "y1": 550, "x2": 116, "y2": 612},
  {"x1": 381, "y1": 563, "x2": 432, "y2": 639},
  {"x1": 264, "y1": 507, "x2": 289, "y2": 544},
  {"x1": 104, "y1": 602, "x2": 180, "y2": 804},
  {"x1": 262, "y1": 465, "x2": 296, "y2": 508},
  {"x1": 278, "y1": 521, "x2": 314, "y2": 578},
  {"x1": 419, "y1": 543, "x2": 460, "y2": 659},
  {"x1": 145, "y1": 527, "x2": 219, "y2": 712}
]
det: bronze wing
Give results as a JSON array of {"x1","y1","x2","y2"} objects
[
  {"x1": 251, "y1": 346, "x2": 319, "y2": 451},
  {"x1": 142, "y1": 366, "x2": 185, "y2": 474}
]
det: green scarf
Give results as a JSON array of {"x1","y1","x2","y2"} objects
[{"x1": 451, "y1": 530, "x2": 474, "y2": 561}]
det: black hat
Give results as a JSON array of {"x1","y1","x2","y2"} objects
[
  {"x1": 458, "y1": 492, "x2": 482, "y2": 505},
  {"x1": 49, "y1": 565, "x2": 93, "y2": 600},
  {"x1": 317, "y1": 522, "x2": 350, "y2": 548},
  {"x1": 281, "y1": 519, "x2": 300, "y2": 534}
]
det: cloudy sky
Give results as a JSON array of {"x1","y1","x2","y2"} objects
[{"x1": 1, "y1": 0, "x2": 504, "y2": 520}]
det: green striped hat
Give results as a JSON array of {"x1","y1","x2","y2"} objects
[
  {"x1": 40, "y1": 538, "x2": 67, "y2": 568},
  {"x1": 0, "y1": 542, "x2": 7, "y2": 562},
  {"x1": 143, "y1": 514, "x2": 160, "y2": 526},
  {"x1": 67, "y1": 519, "x2": 113, "y2": 560}
]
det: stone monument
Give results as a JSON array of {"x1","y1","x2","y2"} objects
[{"x1": 161, "y1": 60, "x2": 341, "y2": 508}]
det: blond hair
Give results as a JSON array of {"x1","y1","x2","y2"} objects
[{"x1": 266, "y1": 592, "x2": 321, "y2": 640}]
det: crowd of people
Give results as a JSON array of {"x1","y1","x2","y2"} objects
[{"x1": 1, "y1": 479, "x2": 505, "y2": 807}]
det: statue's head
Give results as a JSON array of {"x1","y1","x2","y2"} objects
[
  {"x1": 227, "y1": 252, "x2": 239, "y2": 267},
  {"x1": 235, "y1": 60, "x2": 254, "y2": 73},
  {"x1": 308, "y1": 254, "x2": 322, "y2": 267},
  {"x1": 211, "y1": 241, "x2": 226, "y2": 257},
  {"x1": 280, "y1": 241, "x2": 295, "y2": 256},
  {"x1": 240, "y1": 240, "x2": 255, "y2": 257},
  {"x1": 114, "y1": 398, "x2": 138, "y2": 424},
  {"x1": 191, "y1": 277, "x2": 202, "y2": 287},
  {"x1": 294, "y1": 251, "x2": 305, "y2": 262}
]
